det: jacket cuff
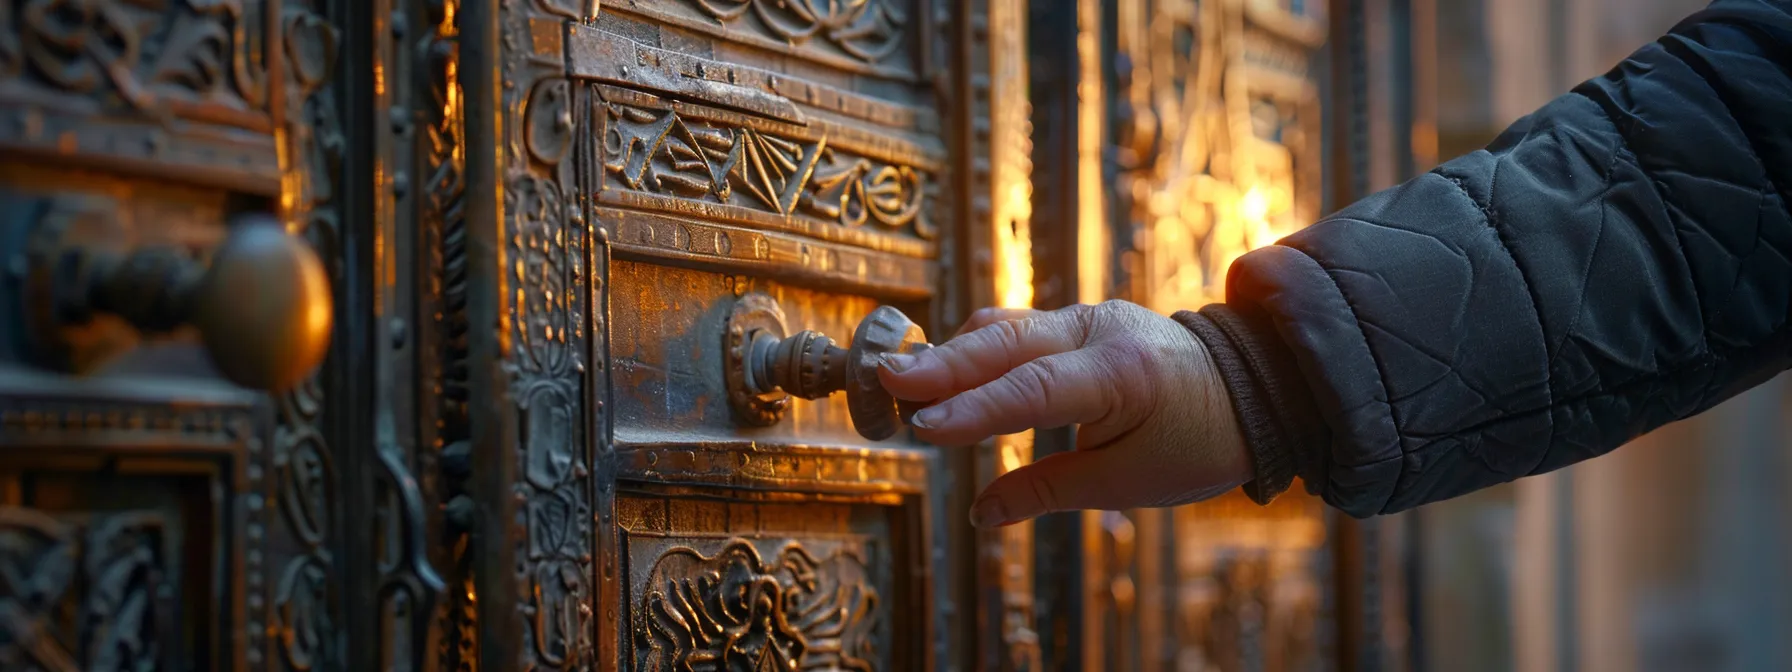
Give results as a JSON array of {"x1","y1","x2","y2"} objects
[{"x1": 1172, "y1": 304, "x2": 1330, "y2": 505}]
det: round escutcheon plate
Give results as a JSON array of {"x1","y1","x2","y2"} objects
[{"x1": 723, "y1": 292, "x2": 790, "y2": 426}]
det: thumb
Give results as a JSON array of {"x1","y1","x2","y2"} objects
[{"x1": 969, "y1": 450, "x2": 1127, "y2": 528}]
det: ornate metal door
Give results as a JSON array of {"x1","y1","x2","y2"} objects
[
  {"x1": 450, "y1": 0, "x2": 1035, "y2": 670},
  {"x1": 2, "y1": 0, "x2": 1417, "y2": 669},
  {"x1": 0, "y1": 0, "x2": 366, "y2": 669}
]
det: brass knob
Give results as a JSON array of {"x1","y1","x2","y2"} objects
[
  {"x1": 28, "y1": 213, "x2": 332, "y2": 392},
  {"x1": 724, "y1": 294, "x2": 929, "y2": 441}
]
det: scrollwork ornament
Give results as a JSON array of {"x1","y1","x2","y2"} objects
[
  {"x1": 683, "y1": 0, "x2": 907, "y2": 64},
  {"x1": 269, "y1": 2, "x2": 342, "y2": 671},
  {"x1": 10, "y1": 0, "x2": 274, "y2": 116},
  {"x1": 0, "y1": 508, "x2": 172, "y2": 671},
  {"x1": 276, "y1": 555, "x2": 335, "y2": 672},
  {"x1": 636, "y1": 539, "x2": 880, "y2": 672},
  {"x1": 81, "y1": 514, "x2": 164, "y2": 670}
]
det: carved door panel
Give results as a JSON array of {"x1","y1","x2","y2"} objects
[
  {"x1": 457, "y1": 1, "x2": 1035, "y2": 670},
  {"x1": 0, "y1": 1, "x2": 457, "y2": 670},
  {"x1": 1, "y1": 1, "x2": 339, "y2": 671}
]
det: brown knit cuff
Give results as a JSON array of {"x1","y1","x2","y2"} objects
[{"x1": 1173, "y1": 303, "x2": 1328, "y2": 504}]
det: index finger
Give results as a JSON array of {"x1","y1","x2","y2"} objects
[{"x1": 876, "y1": 304, "x2": 1094, "y2": 402}]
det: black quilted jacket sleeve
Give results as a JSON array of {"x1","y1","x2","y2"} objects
[{"x1": 1181, "y1": 0, "x2": 1792, "y2": 518}]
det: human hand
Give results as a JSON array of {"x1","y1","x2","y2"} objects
[{"x1": 876, "y1": 300, "x2": 1253, "y2": 528}]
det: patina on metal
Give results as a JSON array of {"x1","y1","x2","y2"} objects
[{"x1": 0, "y1": 0, "x2": 1419, "y2": 668}]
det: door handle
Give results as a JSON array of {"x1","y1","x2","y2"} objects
[
  {"x1": 724, "y1": 293, "x2": 929, "y2": 441},
  {"x1": 24, "y1": 211, "x2": 332, "y2": 392}
]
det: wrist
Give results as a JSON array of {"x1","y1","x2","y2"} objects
[{"x1": 1173, "y1": 305, "x2": 1318, "y2": 504}]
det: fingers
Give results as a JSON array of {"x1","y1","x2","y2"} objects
[
  {"x1": 953, "y1": 307, "x2": 1039, "y2": 338},
  {"x1": 905, "y1": 349, "x2": 1116, "y2": 447},
  {"x1": 968, "y1": 450, "x2": 1128, "y2": 527},
  {"x1": 877, "y1": 304, "x2": 1092, "y2": 402}
]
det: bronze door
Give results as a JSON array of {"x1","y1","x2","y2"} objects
[
  {"x1": 0, "y1": 0, "x2": 1029, "y2": 667},
  {"x1": 0, "y1": 0, "x2": 388, "y2": 669},
  {"x1": 1, "y1": 0, "x2": 1414, "y2": 670},
  {"x1": 453, "y1": 0, "x2": 1035, "y2": 670}
]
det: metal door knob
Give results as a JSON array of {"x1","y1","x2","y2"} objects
[
  {"x1": 28, "y1": 214, "x2": 332, "y2": 392},
  {"x1": 724, "y1": 293, "x2": 929, "y2": 441}
]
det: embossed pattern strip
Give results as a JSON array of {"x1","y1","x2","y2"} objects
[
  {"x1": 604, "y1": 0, "x2": 918, "y2": 81},
  {"x1": 0, "y1": 0, "x2": 288, "y2": 192},
  {"x1": 617, "y1": 442, "x2": 931, "y2": 495},
  {"x1": 604, "y1": 209, "x2": 937, "y2": 299},
  {"x1": 599, "y1": 93, "x2": 940, "y2": 258}
]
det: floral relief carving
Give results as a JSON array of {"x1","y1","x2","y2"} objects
[
  {"x1": 5, "y1": 0, "x2": 273, "y2": 120},
  {"x1": 0, "y1": 508, "x2": 169, "y2": 672},
  {"x1": 681, "y1": 0, "x2": 909, "y2": 65},
  {"x1": 636, "y1": 539, "x2": 881, "y2": 672}
]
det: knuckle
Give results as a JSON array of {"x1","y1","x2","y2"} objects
[
  {"x1": 985, "y1": 318, "x2": 1030, "y2": 359},
  {"x1": 972, "y1": 306, "x2": 1007, "y2": 323},
  {"x1": 1058, "y1": 303, "x2": 1098, "y2": 346}
]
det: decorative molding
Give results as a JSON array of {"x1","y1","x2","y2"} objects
[
  {"x1": 604, "y1": 209, "x2": 937, "y2": 299},
  {"x1": 563, "y1": 23, "x2": 938, "y2": 132},
  {"x1": 635, "y1": 538, "x2": 881, "y2": 671},
  {"x1": 600, "y1": 98, "x2": 939, "y2": 246},
  {"x1": 606, "y1": 0, "x2": 917, "y2": 80},
  {"x1": 0, "y1": 376, "x2": 258, "y2": 671},
  {"x1": 0, "y1": 0, "x2": 285, "y2": 192},
  {"x1": 497, "y1": 3, "x2": 595, "y2": 670},
  {"x1": 271, "y1": 2, "x2": 344, "y2": 670},
  {"x1": 0, "y1": 507, "x2": 171, "y2": 671},
  {"x1": 617, "y1": 442, "x2": 931, "y2": 496}
]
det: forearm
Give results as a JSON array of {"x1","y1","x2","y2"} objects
[{"x1": 1203, "y1": 0, "x2": 1792, "y2": 516}]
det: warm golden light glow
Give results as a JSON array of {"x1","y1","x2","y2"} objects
[{"x1": 997, "y1": 221, "x2": 1034, "y2": 309}]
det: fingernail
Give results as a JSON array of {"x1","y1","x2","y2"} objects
[
  {"x1": 910, "y1": 404, "x2": 945, "y2": 429},
  {"x1": 880, "y1": 352, "x2": 917, "y2": 373},
  {"x1": 970, "y1": 495, "x2": 1010, "y2": 528}
]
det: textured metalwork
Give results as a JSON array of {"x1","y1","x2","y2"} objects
[
  {"x1": 600, "y1": 98, "x2": 938, "y2": 243},
  {"x1": 0, "y1": 0, "x2": 282, "y2": 192},
  {"x1": 636, "y1": 539, "x2": 880, "y2": 671},
  {"x1": 0, "y1": 0, "x2": 1027, "y2": 668},
  {"x1": 0, "y1": 507, "x2": 170, "y2": 671}
]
